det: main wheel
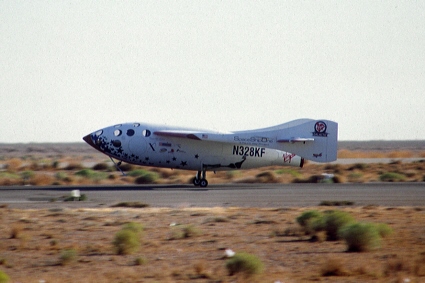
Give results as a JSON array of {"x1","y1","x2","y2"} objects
[
  {"x1": 199, "y1": 179, "x2": 208, "y2": 188},
  {"x1": 193, "y1": 177, "x2": 201, "y2": 186}
]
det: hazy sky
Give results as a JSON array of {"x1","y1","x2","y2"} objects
[{"x1": 1, "y1": 1, "x2": 424, "y2": 143}]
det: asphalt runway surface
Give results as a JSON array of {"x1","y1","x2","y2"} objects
[{"x1": 0, "y1": 183, "x2": 424, "y2": 209}]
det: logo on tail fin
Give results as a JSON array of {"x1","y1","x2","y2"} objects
[{"x1": 312, "y1": 121, "x2": 328, "y2": 137}]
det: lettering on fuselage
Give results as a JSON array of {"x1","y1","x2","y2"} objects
[{"x1": 232, "y1": 145, "x2": 266, "y2": 157}]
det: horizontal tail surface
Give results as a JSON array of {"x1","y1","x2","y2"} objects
[{"x1": 274, "y1": 119, "x2": 338, "y2": 162}]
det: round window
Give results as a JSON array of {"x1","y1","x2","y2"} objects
[
  {"x1": 112, "y1": 140, "x2": 121, "y2": 147},
  {"x1": 142, "y1": 129, "x2": 151, "y2": 137}
]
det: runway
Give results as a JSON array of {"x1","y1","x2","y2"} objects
[{"x1": 0, "y1": 183, "x2": 424, "y2": 209}]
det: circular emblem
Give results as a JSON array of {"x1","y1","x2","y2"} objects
[{"x1": 314, "y1": 121, "x2": 327, "y2": 133}]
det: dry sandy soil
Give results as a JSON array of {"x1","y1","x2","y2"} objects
[
  {"x1": 0, "y1": 142, "x2": 425, "y2": 283},
  {"x1": 0, "y1": 206, "x2": 425, "y2": 283}
]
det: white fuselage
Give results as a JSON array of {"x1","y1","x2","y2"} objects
[{"x1": 84, "y1": 122, "x2": 303, "y2": 171}]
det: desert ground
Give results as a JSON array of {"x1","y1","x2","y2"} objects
[{"x1": 0, "y1": 141, "x2": 424, "y2": 282}]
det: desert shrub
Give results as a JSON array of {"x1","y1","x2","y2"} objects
[
  {"x1": 128, "y1": 169, "x2": 151, "y2": 177},
  {"x1": 349, "y1": 163, "x2": 369, "y2": 171},
  {"x1": 5, "y1": 158, "x2": 23, "y2": 172},
  {"x1": 379, "y1": 172, "x2": 406, "y2": 182},
  {"x1": 375, "y1": 223, "x2": 393, "y2": 238},
  {"x1": 226, "y1": 170, "x2": 239, "y2": 180},
  {"x1": 119, "y1": 163, "x2": 134, "y2": 171},
  {"x1": 59, "y1": 249, "x2": 77, "y2": 265},
  {"x1": 0, "y1": 172, "x2": 21, "y2": 186},
  {"x1": 255, "y1": 171, "x2": 277, "y2": 183},
  {"x1": 54, "y1": 172, "x2": 73, "y2": 183},
  {"x1": 75, "y1": 169, "x2": 107, "y2": 181},
  {"x1": 324, "y1": 164, "x2": 342, "y2": 174},
  {"x1": 181, "y1": 225, "x2": 201, "y2": 238},
  {"x1": 319, "y1": 201, "x2": 354, "y2": 206},
  {"x1": 113, "y1": 229, "x2": 140, "y2": 255},
  {"x1": 21, "y1": 170, "x2": 35, "y2": 182},
  {"x1": 321, "y1": 210, "x2": 356, "y2": 241},
  {"x1": 296, "y1": 210, "x2": 324, "y2": 235},
  {"x1": 331, "y1": 175, "x2": 344, "y2": 183},
  {"x1": 64, "y1": 163, "x2": 83, "y2": 170},
  {"x1": 134, "y1": 172, "x2": 159, "y2": 184},
  {"x1": 321, "y1": 258, "x2": 347, "y2": 276},
  {"x1": 30, "y1": 174, "x2": 54, "y2": 185},
  {"x1": 122, "y1": 222, "x2": 144, "y2": 236},
  {"x1": 111, "y1": 202, "x2": 150, "y2": 208},
  {"x1": 169, "y1": 225, "x2": 201, "y2": 240},
  {"x1": 275, "y1": 168, "x2": 301, "y2": 177},
  {"x1": 339, "y1": 222, "x2": 381, "y2": 252},
  {"x1": 347, "y1": 172, "x2": 363, "y2": 183},
  {"x1": 92, "y1": 163, "x2": 109, "y2": 171},
  {"x1": 384, "y1": 256, "x2": 411, "y2": 276},
  {"x1": 293, "y1": 175, "x2": 324, "y2": 183},
  {"x1": 0, "y1": 270, "x2": 10, "y2": 283},
  {"x1": 52, "y1": 160, "x2": 60, "y2": 169},
  {"x1": 10, "y1": 224, "x2": 23, "y2": 239},
  {"x1": 135, "y1": 256, "x2": 148, "y2": 266},
  {"x1": 225, "y1": 252, "x2": 264, "y2": 277}
]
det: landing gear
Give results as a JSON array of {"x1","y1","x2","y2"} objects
[
  {"x1": 110, "y1": 157, "x2": 126, "y2": 176},
  {"x1": 193, "y1": 170, "x2": 208, "y2": 187}
]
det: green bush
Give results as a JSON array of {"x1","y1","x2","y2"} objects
[
  {"x1": 0, "y1": 271, "x2": 9, "y2": 283},
  {"x1": 134, "y1": 172, "x2": 159, "y2": 184},
  {"x1": 375, "y1": 223, "x2": 393, "y2": 238},
  {"x1": 321, "y1": 211, "x2": 355, "y2": 241},
  {"x1": 274, "y1": 168, "x2": 301, "y2": 177},
  {"x1": 226, "y1": 252, "x2": 264, "y2": 277},
  {"x1": 21, "y1": 171, "x2": 35, "y2": 181},
  {"x1": 296, "y1": 210, "x2": 324, "y2": 235},
  {"x1": 128, "y1": 169, "x2": 151, "y2": 177},
  {"x1": 339, "y1": 222, "x2": 381, "y2": 252},
  {"x1": 379, "y1": 172, "x2": 406, "y2": 182},
  {"x1": 113, "y1": 229, "x2": 140, "y2": 255},
  {"x1": 59, "y1": 249, "x2": 77, "y2": 265},
  {"x1": 134, "y1": 256, "x2": 148, "y2": 265},
  {"x1": 122, "y1": 222, "x2": 144, "y2": 236},
  {"x1": 169, "y1": 225, "x2": 201, "y2": 240},
  {"x1": 296, "y1": 210, "x2": 322, "y2": 227},
  {"x1": 75, "y1": 169, "x2": 107, "y2": 180}
]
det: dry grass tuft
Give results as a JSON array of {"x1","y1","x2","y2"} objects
[
  {"x1": 321, "y1": 258, "x2": 349, "y2": 276},
  {"x1": 10, "y1": 224, "x2": 23, "y2": 239}
]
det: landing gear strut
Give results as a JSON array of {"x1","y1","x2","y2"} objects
[
  {"x1": 193, "y1": 170, "x2": 208, "y2": 187},
  {"x1": 109, "y1": 157, "x2": 126, "y2": 176}
]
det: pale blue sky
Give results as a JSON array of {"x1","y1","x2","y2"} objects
[{"x1": 1, "y1": 1, "x2": 424, "y2": 142}]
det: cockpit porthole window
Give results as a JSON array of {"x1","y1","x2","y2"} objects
[
  {"x1": 142, "y1": 129, "x2": 151, "y2": 137},
  {"x1": 127, "y1": 129, "x2": 135, "y2": 136},
  {"x1": 112, "y1": 140, "x2": 121, "y2": 147},
  {"x1": 95, "y1": 130, "x2": 103, "y2": 137},
  {"x1": 133, "y1": 123, "x2": 140, "y2": 127},
  {"x1": 114, "y1": 129, "x2": 122, "y2": 137},
  {"x1": 114, "y1": 124, "x2": 122, "y2": 128}
]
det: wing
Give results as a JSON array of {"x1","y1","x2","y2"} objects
[
  {"x1": 153, "y1": 130, "x2": 202, "y2": 140},
  {"x1": 277, "y1": 138, "x2": 315, "y2": 143}
]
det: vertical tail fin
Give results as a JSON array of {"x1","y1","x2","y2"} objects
[{"x1": 275, "y1": 119, "x2": 338, "y2": 162}]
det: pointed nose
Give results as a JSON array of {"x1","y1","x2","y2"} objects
[{"x1": 83, "y1": 134, "x2": 96, "y2": 148}]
